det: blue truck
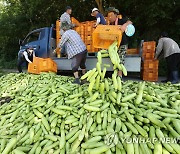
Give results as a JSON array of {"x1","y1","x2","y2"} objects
[{"x1": 19, "y1": 25, "x2": 141, "y2": 72}]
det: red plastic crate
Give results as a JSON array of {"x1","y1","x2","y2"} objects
[
  {"x1": 84, "y1": 40, "x2": 92, "y2": 45},
  {"x1": 143, "y1": 41, "x2": 156, "y2": 53},
  {"x1": 92, "y1": 25, "x2": 122, "y2": 49},
  {"x1": 28, "y1": 57, "x2": 57, "y2": 74},
  {"x1": 127, "y1": 48, "x2": 139, "y2": 54},
  {"x1": 142, "y1": 60, "x2": 159, "y2": 70},
  {"x1": 86, "y1": 44, "x2": 92, "y2": 51},
  {"x1": 85, "y1": 35, "x2": 92, "y2": 40},
  {"x1": 28, "y1": 63, "x2": 40, "y2": 74},
  {"x1": 142, "y1": 51, "x2": 155, "y2": 60},
  {"x1": 71, "y1": 17, "x2": 80, "y2": 27},
  {"x1": 141, "y1": 69, "x2": 158, "y2": 81},
  {"x1": 39, "y1": 58, "x2": 57, "y2": 73}
]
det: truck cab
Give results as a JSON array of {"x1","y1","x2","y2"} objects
[{"x1": 19, "y1": 26, "x2": 56, "y2": 58}]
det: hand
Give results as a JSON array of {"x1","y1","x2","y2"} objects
[
  {"x1": 119, "y1": 25, "x2": 126, "y2": 32},
  {"x1": 74, "y1": 24, "x2": 79, "y2": 27},
  {"x1": 53, "y1": 49, "x2": 56, "y2": 53},
  {"x1": 93, "y1": 24, "x2": 97, "y2": 28},
  {"x1": 127, "y1": 21, "x2": 132, "y2": 25}
]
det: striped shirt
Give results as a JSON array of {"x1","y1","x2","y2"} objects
[
  {"x1": 58, "y1": 30, "x2": 86, "y2": 59},
  {"x1": 60, "y1": 12, "x2": 74, "y2": 36},
  {"x1": 155, "y1": 37, "x2": 180, "y2": 58}
]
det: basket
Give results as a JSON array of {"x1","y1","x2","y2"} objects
[
  {"x1": 28, "y1": 57, "x2": 57, "y2": 74},
  {"x1": 28, "y1": 63, "x2": 40, "y2": 74},
  {"x1": 142, "y1": 60, "x2": 159, "y2": 70},
  {"x1": 39, "y1": 58, "x2": 57, "y2": 73},
  {"x1": 86, "y1": 45, "x2": 92, "y2": 51},
  {"x1": 143, "y1": 41, "x2": 156, "y2": 53},
  {"x1": 127, "y1": 48, "x2": 139, "y2": 54},
  {"x1": 92, "y1": 25, "x2": 122, "y2": 49},
  {"x1": 141, "y1": 69, "x2": 158, "y2": 81},
  {"x1": 85, "y1": 40, "x2": 92, "y2": 45},
  {"x1": 71, "y1": 17, "x2": 80, "y2": 26},
  {"x1": 142, "y1": 51, "x2": 155, "y2": 60}
]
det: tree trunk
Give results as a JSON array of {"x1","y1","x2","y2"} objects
[{"x1": 95, "y1": 0, "x2": 105, "y2": 15}]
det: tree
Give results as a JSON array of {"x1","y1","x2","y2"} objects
[
  {"x1": 0, "y1": 0, "x2": 179, "y2": 68},
  {"x1": 95, "y1": 0, "x2": 105, "y2": 14}
]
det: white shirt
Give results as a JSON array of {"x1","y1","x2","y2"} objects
[{"x1": 23, "y1": 51, "x2": 34, "y2": 63}]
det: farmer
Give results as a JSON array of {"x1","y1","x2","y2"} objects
[
  {"x1": 155, "y1": 32, "x2": 180, "y2": 84},
  {"x1": 17, "y1": 46, "x2": 35, "y2": 73},
  {"x1": 55, "y1": 21, "x2": 87, "y2": 85},
  {"x1": 107, "y1": 7, "x2": 132, "y2": 78},
  {"x1": 60, "y1": 6, "x2": 76, "y2": 56},
  {"x1": 91, "y1": 8, "x2": 106, "y2": 27}
]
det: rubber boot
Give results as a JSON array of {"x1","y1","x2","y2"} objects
[
  {"x1": 170, "y1": 71, "x2": 179, "y2": 84},
  {"x1": 73, "y1": 78, "x2": 80, "y2": 85}
]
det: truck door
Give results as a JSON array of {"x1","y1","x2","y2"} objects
[
  {"x1": 21, "y1": 28, "x2": 49, "y2": 58},
  {"x1": 48, "y1": 27, "x2": 56, "y2": 57}
]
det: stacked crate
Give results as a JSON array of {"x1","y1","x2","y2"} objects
[
  {"x1": 142, "y1": 41, "x2": 156, "y2": 59},
  {"x1": 141, "y1": 41, "x2": 159, "y2": 81},
  {"x1": 126, "y1": 48, "x2": 139, "y2": 55},
  {"x1": 72, "y1": 19, "x2": 98, "y2": 52},
  {"x1": 56, "y1": 20, "x2": 61, "y2": 57},
  {"x1": 84, "y1": 21, "x2": 94, "y2": 52},
  {"x1": 91, "y1": 21, "x2": 99, "y2": 52},
  {"x1": 71, "y1": 17, "x2": 82, "y2": 38},
  {"x1": 80, "y1": 24, "x2": 85, "y2": 42}
]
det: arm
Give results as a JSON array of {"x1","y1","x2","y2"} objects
[
  {"x1": 66, "y1": 15, "x2": 76, "y2": 28},
  {"x1": 33, "y1": 50, "x2": 35, "y2": 57},
  {"x1": 120, "y1": 20, "x2": 132, "y2": 32},
  {"x1": 94, "y1": 17, "x2": 101, "y2": 27},
  {"x1": 155, "y1": 39, "x2": 163, "y2": 59},
  {"x1": 56, "y1": 33, "x2": 68, "y2": 50},
  {"x1": 23, "y1": 52, "x2": 32, "y2": 63}
]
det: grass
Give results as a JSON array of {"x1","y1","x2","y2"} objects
[
  {"x1": 0, "y1": 69, "x2": 5, "y2": 77},
  {"x1": 0, "y1": 58, "x2": 17, "y2": 69}
]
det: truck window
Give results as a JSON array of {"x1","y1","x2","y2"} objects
[{"x1": 23, "y1": 32, "x2": 40, "y2": 44}]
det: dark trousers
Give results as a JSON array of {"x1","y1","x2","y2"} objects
[
  {"x1": 71, "y1": 50, "x2": 87, "y2": 73},
  {"x1": 166, "y1": 53, "x2": 180, "y2": 79},
  {"x1": 17, "y1": 58, "x2": 28, "y2": 73}
]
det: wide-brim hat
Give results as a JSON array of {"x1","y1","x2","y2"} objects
[{"x1": 107, "y1": 7, "x2": 119, "y2": 14}]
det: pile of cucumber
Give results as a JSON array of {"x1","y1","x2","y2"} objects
[{"x1": 0, "y1": 42, "x2": 180, "y2": 154}]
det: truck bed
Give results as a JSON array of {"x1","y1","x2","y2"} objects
[{"x1": 53, "y1": 54, "x2": 141, "y2": 72}]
